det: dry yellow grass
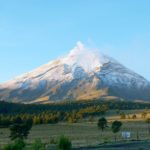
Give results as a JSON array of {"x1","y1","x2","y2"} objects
[
  {"x1": 27, "y1": 96, "x2": 49, "y2": 104},
  {"x1": 108, "y1": 111, "x2": 150, "y2": 122}
]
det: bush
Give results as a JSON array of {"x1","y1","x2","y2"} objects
[
  {"x1": 30, "y1": 139, "x2": 46, "y2": 150},
  {"x1": 10, "y1": 117, "x2": 33, "y2": 140},
  {"x1": 57, "y1": 135, "x2": 72, "y2": 150},
  {"x1": 120, "y1": 112, "x2": 126, "y2": 119},
  {"x1": 3, "y1": 138, "x2": 25, "y2": 150},
  {"x1": 132, "y1": 114, "x2": 137, "y2": 119},
  {"x1": 49, "y1": 138, "x2": 57, "y2": 144}
]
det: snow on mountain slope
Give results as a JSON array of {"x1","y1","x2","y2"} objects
[
  {"x1": 0, "y1": 42, "x2": 150, "y2": 103},
  {"x1": 62, "y1": 41, "x2": 109, "y2": 72}
]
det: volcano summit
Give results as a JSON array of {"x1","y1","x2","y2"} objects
[{"x1": 0, "y1": 42, "x2": 150, "y2": 103}]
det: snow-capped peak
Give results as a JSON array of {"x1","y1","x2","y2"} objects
[
  {"x1": 0, "y1": 41, "x2": 150, "y2": 103},
  {"x1": 62, "y1": 41, "x2": 109, "y2": 72}
]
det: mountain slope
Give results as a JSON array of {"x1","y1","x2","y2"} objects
[{"x1": 0, "y1": 42, "x2": 150, "y2": 103}]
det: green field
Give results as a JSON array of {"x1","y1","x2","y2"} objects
[
  {"x1": 0, "y1": 110, "x2": 150, "y2": 150},
  {"x1": 0, "y1": 109, "x2": 150, "y2": 149}
]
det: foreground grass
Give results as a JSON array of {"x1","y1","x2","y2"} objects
[
  {"x1": 0, "y1": 122, "x2": 150, "y2": 147},
  {"x1": 0, "y1": 109, "x2": 150, "y2": 148}
]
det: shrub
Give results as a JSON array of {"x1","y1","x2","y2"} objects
[
  {"x1": 3, "y1": 138, "x2": 25, "y2": 150},
  {"x1": 10, "y1": 118, "x2": 33, "y2": 140},
  {"x1": 57, "y1": 135, "x2": 72, "y2": 150},
  {"x1": 49, "y1": 138, "x2": 57, "y2": 144},
  {"x1": 30, "y1": 139, "x2": 46, "y2": 150},
  {"x1": 111, "y1": 121, "x2": 122, "y2": 141},
  {"x1": 97, "y1": 117, "x2": 108, "y2": 132},
  {"x1": 120, "y1": 112, "x2": 126, "y2": 119},
  {"x1": 132, "y1": 114, "x2": 137, "y2": 119}
]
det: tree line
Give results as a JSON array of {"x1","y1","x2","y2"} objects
[
  {"x1": 0, "y1": 99, "x2": 150, "y2": 115},
  {"x1": 0, "y1": 104, "x2": 109, "y2": 127},
  {"x1": 0, "y1": 100, "x2": 150, "y2": 127}
]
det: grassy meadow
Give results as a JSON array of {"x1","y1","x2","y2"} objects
[{"x1": 0, "y1": 109, "x2": 150, "y2": 149}]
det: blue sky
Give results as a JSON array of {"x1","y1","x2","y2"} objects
[{"x1": 0, "y1": 0, "x2": 150, "y2": 82}]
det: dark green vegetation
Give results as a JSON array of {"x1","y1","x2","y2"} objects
[
  {"x1": 97, "y1": 117, "x2": 108, "y2": 132},
  {"x1": 0, "y1": 100, "x2": 150, "y2": 127},
  {"x1": 10, "y1": 117, "x2": 33, "y2": 140},
  {"x1": 111, "y1": 121, "x2": 122, "y2": 141},
  {"x1": 58, "y1": 135, "x2": 72, "y2": 150},
  {"x1": 3, "y1": 138, "x2": 25, "y2": 150},
  {"x1": 0, "y1": 100, "x2": 109, "y2": 127},
  {"x1": 2, "y1": 136, "x2": 72, "y2": 150},
  {"x1": 1, "y1": 100, "x2": 150, "y2": 115}
]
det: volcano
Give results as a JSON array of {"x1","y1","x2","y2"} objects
[{"x1": 0, "y1": 42, "x2": 150, "y2": 103}]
